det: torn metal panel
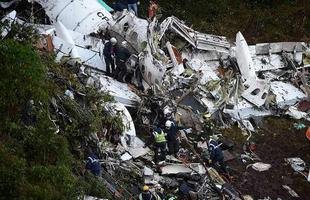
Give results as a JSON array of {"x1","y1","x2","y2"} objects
[
  {"x1": 223, "y1": 99, "x2": 272, "y2": 120},
  {"x1": 282, "y1": 185, "x2": 299, "y2": 198},
  {"x1": 241, "y1": 79, "x2": 270, "y2": 107},
  {"x1": 52, "y1": 36, "x2": 106, "y2": 71},
  {"x1": 270, "y1": 81, "x2": 307, "y2": 109},
  {"x1": 166, "y1": 41, "x2": 180, "y2": 69},
  {"x1": 121, "y1": 152, "x2": 132, "y2": 161},
  {"x1": 143, "y1": 166, "x2": 154, "y2": 176},
  {"x1": 285, "y1": 106, "x2": 309, "y2": 120},
  {"x1": 56, "y1": 22, "x2": 104, "y2": 55},
  {"x1": 127, "y1": 136, "x2": 150, "y2": 158},
  {"x1": 104, "y1": 102, "x2": 149, "y2": 157},
  {"x1": 55, "y1": 21, "x2": 80, "y2": 58},
  {"x1": 182, "y1": 48, "x2": 228, "y2": 62},
  {"x1": 196, "y1": 32, "x2": 231, "y2": 53},
  {"x1": 285, "y1": 157, "x2": 306, "y2": 172},
  {"x1": 234, "y1": 42, "x2": 307, "y2": 72},
  {"x1": 110, "y1": 12, "x2": 168, "y2": 86},
  {"x1": 160, "y1": 17, "x2": 230, "y2": 53},
  {"x1": 139, "y1": 50, "x2": 167, "y2": 86},
  {"x1": 161, "y1": 163, "x2": 206, "y2": 175},
  {"x1": 128, "y1": 145, "x2": 150, "y2": 158},
  {"x1": 178, "y1": 93, "x2": 207, "y2": 113},
  {"x1": 34, "y1": 0, "x2": 112, "y2": 34},
  {"x1": 106, "y1": 102, "x2": 136, "y2": 137},
  {"x1": 256, "y1": 42, "x2": 306, "y2": 57},
  {"x1": 66, "y1": 28, "x2": 105, "y2": 53},
  {"x1": 84, "y1": 196, "x2": 107, "y2": 200},
  {"x1": 110, "y1": 10, "x2": 148, "y2": 52},
  {"x1": 200, "y1": 98, "x2": 218, "y2": 114},
  {"x1": 252, "y1": 54, "x2": 286, "y2": 72},
  {"x1": 1, "y1": 10, "x2": 17, "y2": 38},
  {"x1": 250, "y1": 162, "x2": 271, "y2": 172},
  {"x1": 255, "y1": 42, "x2": 305, "y2": 55},
  {"x1": 87, "y1": 75, "x2": 141, "y2": 107}
]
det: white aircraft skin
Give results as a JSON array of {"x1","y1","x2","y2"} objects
[
  {"x1": 34, "y1": 0, "x2": 113, "y2": 35},
  {"x1": 33, "y1": 0, "x2": 167, "y2": 86}
]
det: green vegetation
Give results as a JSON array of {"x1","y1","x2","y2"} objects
[
  {"x1": 0, "y1": 39, "x2": 80, "y2": 200},
  {"x1": 0, "y1": 22, "x2": 120, "y2": 199}
]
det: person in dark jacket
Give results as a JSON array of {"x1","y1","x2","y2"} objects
[
  {"x1": 103, "y1": 37, "x2": 117, "y2": 76},
  {"x1": 208, "y1": 136, "x2": 227, "y2": 173},
  {"x1": 86, "y1": 153, "x2": 101, "y2": 176},
  {"x1": 127, "y1": 0, "x2": 139, "y2": 16},
  {"x1": 145, "y1": 127, "x2": 167, "y2": 164},
  {"x1": 115, "y1": 41, "x2": 131, "y2": 82},
  {"x1": 165, "y1": 120, "x2": 183, "y2": 157},
  {"x1": 111, "y1": 2, "x2": 127, "y2": 12},
  {"x1": 139, "y1": 185, "x2": 157, "y2": 200}
]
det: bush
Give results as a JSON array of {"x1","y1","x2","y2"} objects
[
  {"x1": 0, "y1": 146, "x2": 26, "y2": 200},
  {"x1": 0, "y1": 39, "x2": 48, "y2": 132}
]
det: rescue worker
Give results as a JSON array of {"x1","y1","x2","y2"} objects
[
  {"x1": 115, "y1": 41, "x2": 131, "y2": 82},
  {"x1": 111, "y1": 2, "x2": 127, "y2": 12},
  {"x1": 306, "y1": 126, "x2": 310, "y2": 144},
  {"x1": 165, "y1": 120, "x2": 183, "y2": 157},
  {"x1": 127, "y1": 0, "x2": 139, "y2": 16},
  {"x1": 145, "y1": 127, "x2": 167, "y2": 164},
  {"x1": 86, "y1": 152, "x2": 101, "y2": 176},
  {"x1": 154, "y1": 184, "x2": 165, "y2": 200},
  {"x1": 208, "y1": 135, "x2": 227, "y2": 173},
  {"x1": 139, "y1": 185, "x2": 157, "y2": 200},
  {"x1": 202, "y1": 111, "x2": 214, "y2": 135},
  {"x1": 103, "y1": 37, "x2": 117, "y2": 76}
]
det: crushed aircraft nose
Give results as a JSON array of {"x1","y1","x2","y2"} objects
[{"x1": 34, "y1": 0, "x2": 112, "y2": 34}]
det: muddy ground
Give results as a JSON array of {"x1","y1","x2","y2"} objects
[{"x1": 223, "y1": 117, "x2": 310, "y2": 199}]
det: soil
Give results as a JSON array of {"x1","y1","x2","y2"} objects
[{"x1": 223, "y1": 117, "x2": 310, "y2": 199}]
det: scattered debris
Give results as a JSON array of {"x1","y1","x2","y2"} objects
[
  {"x1": 1, "y1": 0, "x2": 309, "y2": 199},
  {"x1": 161, "y1": 163, "x2": 206, "y2": 175},
  {"x1": 285, "y1": 157, "x2": 306, "y2": 172},
  {"x1": 248, "y1": 162, "x2": 271, "y2": 172},
  {"x1": 282, "y1": 185, "x2": 299, "y2": 198}
]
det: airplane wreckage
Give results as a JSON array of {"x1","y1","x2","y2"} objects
[{"x1": 1, "y1": 0, "x2": 310, "y2": 199}]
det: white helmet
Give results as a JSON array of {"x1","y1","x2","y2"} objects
[
  {"x1": 165, "y1": 120, "x2": 173, "y2": 128},
  {"x1": 121, "y1": 41, "x2": 127, "y2": 47},
  {"x1": 110, "y1": 37, "x2": 117, "y2": 45},
  {"x1": 163, "y1": 108, "x2": 171, "y2": 115}
]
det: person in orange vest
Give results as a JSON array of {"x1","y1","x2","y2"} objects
[
  {"x1": 306, "y1": 126, "x2": 310, "y2": 142},
  {"x1": 148, "y1": 0, "x2": 159, "y2": 19}
]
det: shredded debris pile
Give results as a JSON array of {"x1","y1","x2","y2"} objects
[{"x1": 1, "y1": 0, "x2": 309, "y2": 199}]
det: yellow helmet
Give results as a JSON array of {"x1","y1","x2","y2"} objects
[{"x1": 143, "y1": 185, "x2": 149, "y2": 191}]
